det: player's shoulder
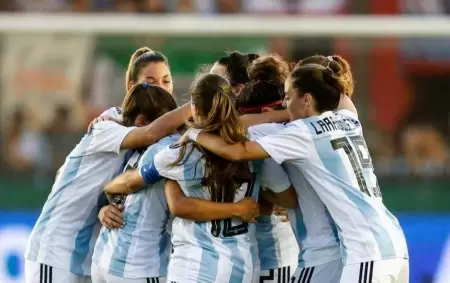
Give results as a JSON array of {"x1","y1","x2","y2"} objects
[
  {"x1": 293, "y1": 111, "x2": 362, "y2": 139},
  {"x1": 89, "y1": 121, "x2": 130, "y2": 142},
  {"x1": 334, "y1": 109, "x2": 361, "y2": 126},
  {"x1": 155, "y1": 141, "x2": 204, "y2": 180},
  {"x1": 166, "y1": 141, "x2": 203, "y2": 167},
  {"x1": 283, "y1": 119, "x2": 314, "y2": 138},
  {"x1": 141, "y1": 134, "x2": 181, "y2": 165},
  {"x1": 249, "y1": 123, "x2": 285, "y2": 139},
  {"x1": 91, "y1": 120, "x2": 123, "y2": 132},
  {"x1": 101, "y1": 106, "x2": 122, "y2": 119}
]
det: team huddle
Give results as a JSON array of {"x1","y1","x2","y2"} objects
[{"x1": 24, "y1": 47, "x2": 409, "y2": 283}]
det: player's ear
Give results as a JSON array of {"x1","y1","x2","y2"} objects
[
  {"x1": 135, "y1": 114, "x2": 149, "y2": 127},
  {"x1": 303, "y1": 93, "x2": 313, "y2": 107}
]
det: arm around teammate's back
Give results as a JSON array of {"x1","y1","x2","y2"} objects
[{"x1": 87, "y1": 121, "x2": 135, "y2": 155}]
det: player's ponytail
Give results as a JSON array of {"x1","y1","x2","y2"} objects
[
  {"x1": 125, "y1": 47, "x2": 169, "y2": 92},
  {"x1": 171, "y1": 73, "x2": 252, "y2": 202}
]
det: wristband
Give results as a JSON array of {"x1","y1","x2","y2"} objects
[{"x1": 188, "y1": 128, "x2": 202, "y2": 141}]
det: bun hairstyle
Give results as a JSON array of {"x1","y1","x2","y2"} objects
[
  {"x1": 216, "y1": 51, "x2": 260, "y2": 86},
  {"x1": 237, "y1": 54, "x2": 290, "y2": 113},
  {"x1": 295, "y1": 55, "x2": 354, "y2": 97},
  {"x1": 125, "y1": 47, "x2": 169, "y2": 91},
  {"x1": 289, "y1": 64, "x2": 343, "y2": 113}
]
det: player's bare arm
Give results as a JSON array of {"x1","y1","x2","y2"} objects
[
  {"x1": 261, "y1": 186, "x2": 298, "y2": 209},
  {"x1": 336, "y1": 94, "x2": 358, "y2": 116},
  {"x1": 164, "y1": 179, "x2": 259, "y2": 223},
  {"x1": 104, "y1": 170, "x2": 145, "y2": 202},
  {"x1": 258, "y1": 194, "x2": 275, "y2": 216},
  {"x1": 180, "y1": 129, "x2": 269, "y2": 161},
  {"x1": 240, "y1": 109, "x2": 289, "y2": 127},
  {"x1": 119, "y1": 103, "x2": 191, "y2": 150}
]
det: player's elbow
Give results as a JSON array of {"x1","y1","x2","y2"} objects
[
  {"x1": 104, "y1": 181, "x2": 116, "y2": 194},
  {"x1": 226, "y1": 151, "x2": 243, "y2": 162},
  {"x1": 224, "y1": 147, "x2": 248, "y2": 162}
]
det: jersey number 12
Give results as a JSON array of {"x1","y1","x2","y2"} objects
[{"x1": 211, "y1": 173, "x2": 257, "y2": 238}]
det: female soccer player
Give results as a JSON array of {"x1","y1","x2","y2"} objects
[
  {"x1": 93, "y1": 47, "x2": 174, "y2": 123},
  {"x1": 24, "y1": 83, "x2": 188, "y2": 283},
  {"x1": 233, "y1": 54, "x2": 300, "y2": 283},
  {"x1": 184, "y1": 62, "x2": 409, "y2": 283},
  {"x1": 210, "y1": 51, "x2": 260, "y2": 96},
  {"x1": 93, "y1": 47, "x2": 183, "y2": 228}
]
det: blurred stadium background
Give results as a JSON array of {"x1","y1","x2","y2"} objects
[{"x1": 0, "y1": 1, "x2": 450, "y2": 283}]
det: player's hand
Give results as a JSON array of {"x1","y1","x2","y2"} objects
[
  {"x1": 99, "y1": 204, "x2": 125, "y2": 229},
  {"x1": 87, "y1": 115, "x2": 121, "y2": 133},
  {"x1": 234, "y1": 197, "x2": 260, "y2": 223},
  {"x1": 274, "y1": 205, "x2": 289, "y2": 222}
]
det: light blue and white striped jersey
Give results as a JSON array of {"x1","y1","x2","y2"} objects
[
  {"x1": 25, "y1": 121, "x2": 135, "y2": 275},
  {"x1": 256, "y1": 110, "x2": 408, "y2": 265},
  {"x1": 92, "y1": 135, "x2": 178, "y2": 278},
  {"x1": 140, "y1": 142, "x2": 284, "y2": 283},
  {"x1": 248, "y1": 124, "x2": 299, "y2": 271}
]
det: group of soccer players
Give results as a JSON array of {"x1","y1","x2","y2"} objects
[{"x1": 24, "y1": 47, "x2": 409, "y2": 283}]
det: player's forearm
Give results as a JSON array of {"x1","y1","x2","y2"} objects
[
  {"x1": 262, "y1": 190, "x2": 297, "y2": 209},
  {"x1": 122, "y1": 103, "x2": 191, "y2": 149},
  {"x1": 170, "y1": 197, "x2": 241, "y2": 221},
  {"x1": 105, "y1": 171, "x2": 144, "y2": 195},
  {"x1": 336, "y1": 95, "x2": 358, "y2": 116},
  {"x1": 259, "y1": 194, "x2": 275, "y2": 216},
  {"x1": 144, "y1": 102, "x2": 191, "y2": 142},
  {"x1": 195, "y1": 132, "x2": 247, "y2": 161},
  {"x1": 240, "y1": 109, "x2": 289, "y2": 127}
]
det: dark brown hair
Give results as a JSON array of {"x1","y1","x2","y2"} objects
[
  {"x1": 295, "y1": 55, "x2": 354, "y2": 97},
  {"x1": 237, "y1": 54, "x2": 290, "y2": 113},
  {"x1": 216, "y1": 51, "x2": 260, "y2": 86},
  {"x1": 121, "y1": 82, "x2": 177, "y2": 127},
  {"x1": 171, "y1": 73, "x2": 251, "y2": 202},
  {"x1": 125, "y1": 47, "x2": 169, "y2": 92},
  {"x1": 289, "y1": 64, "x2": 343, "y2": 113}
]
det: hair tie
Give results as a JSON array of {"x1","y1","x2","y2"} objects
[
  {"x1": 142, "y1": 82, "x2": 149, "y2": 88},
  {"x1": 325, "y1": 56, "x2": 335, "y2": 74}
]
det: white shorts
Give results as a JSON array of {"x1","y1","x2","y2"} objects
[
  {"x1": 25, "y1": 260, "x2": 91, "y2": 283},
  {"x1": 258, "y1": 265, "x2": 296, "y2": 283},
  {"x1": 91, "y1": 263, "x2": 166, "y2": 283},
  {"x1": 291, "y1": 259, "x2": 343, "y2": 283},
  {"x1": 340, "y1": 258, "x2": 409, "y2": 283}
]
